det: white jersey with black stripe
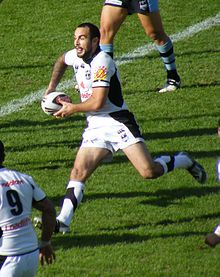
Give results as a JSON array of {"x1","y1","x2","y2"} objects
[
  {"x1": 64, "y1": 49, "x2": 128, "y2": 118},
  {"x1": 0, "y1": 167, "x2": 46, "y2": 255}
]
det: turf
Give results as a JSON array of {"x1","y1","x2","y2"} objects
[{"x1": 0, "y1": 0, "x2": 220, "y2": 276}]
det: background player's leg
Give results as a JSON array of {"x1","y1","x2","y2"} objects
[
  {"x1": 138, "y1": 12, "x2": 181, "y2": 92},
  {"x1": 100, "y1": 5, "x2": 128, "y2": 57}
]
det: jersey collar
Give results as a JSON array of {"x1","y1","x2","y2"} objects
[{"x1": 83, "y1": 46, "x2": 101, "y2": 64}]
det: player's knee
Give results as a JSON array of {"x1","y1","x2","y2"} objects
[
  {"x1": 70, "y1": 166, "x2": 87, "y2": 181},
  {"x1": 100, "y1": 26, "x2": 115, "y2": 42},
  {"x1": 139, "y1": 165, "x2": 160, "y2": 179},
  {"x1": 147, "y1": 31, "x2": 166, "y2": 44},
  {"x1": 100, "y1": 26, "x2": 108, "y2": 37}
]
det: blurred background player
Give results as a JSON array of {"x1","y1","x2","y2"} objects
[
  {"x1": 205, "y1": 158, "x2": 220, "y2": 247},
  {"x1": 35, "y1": 22, "x2": 206, "y2": 234},
  {"x1": 100, "y1": 0, "x2": 181, "y2": 93},
  {"x1": 0, "y1": 140, "x2": 56, "y2": 276}
]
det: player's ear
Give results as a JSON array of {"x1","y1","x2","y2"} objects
[{"x1": 92, "y1": 37, "x2": 99, "y2": 47}]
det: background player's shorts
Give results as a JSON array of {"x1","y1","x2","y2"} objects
[
  {"x1": 0, "y1": 249, "x2": 39, "y2": 277},
  {"x1": 81, "y1": 110, "x2": 145, "y2": 153},
  {"x1": 104, "y1": 0, "x2": 159, "y2": 14}
]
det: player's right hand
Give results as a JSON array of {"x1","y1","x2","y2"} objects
[{"x1": 39, "y1": 244, "x2": 56, "y2": 266}]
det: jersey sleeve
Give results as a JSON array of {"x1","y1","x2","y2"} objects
[
  {"x1": 26, "y1": 176, "x2": 46, "y2": 202},
  {"x1": 92, "y1": 52, "x2": 116, "y2": 88},
  {"x1": 64, "y1": 49, "x2": 77, "y2": 66}
]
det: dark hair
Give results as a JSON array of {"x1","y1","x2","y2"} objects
[
  {"x1": 77, "y1": 22, "x2": 100, "y2": 41},
  {"x1": 0, "y1": 140, "x2": 5, "y2": 163}
]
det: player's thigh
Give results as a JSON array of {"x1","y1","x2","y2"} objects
[
  {"x1": 123, "y1": 142, "x2": 155, "y2": 173},
  {"x1": 100, "y1": 5, "x2": 128, "y2": 42},
  {"x1": 71, "y1": 147, "x2": 111, "y2": 180}
]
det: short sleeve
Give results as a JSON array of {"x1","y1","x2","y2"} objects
[
  {"x1": 92, "y1": 52, "x2": 116, "y2": 88},
  {"x1": 27, "y1": 176, "x2": 46, "y2": 202}
]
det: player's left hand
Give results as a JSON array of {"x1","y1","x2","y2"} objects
[{"x1": 54, "y1": 99, "x2": 75, "y2": 118}]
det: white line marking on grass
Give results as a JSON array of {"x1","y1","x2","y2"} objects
[
  {"x1": 0, "y1": 13, "x2": 219, "y2": 118},
  {"x1": 116, "y1": 12, "x2": 220, "y2": 65}
]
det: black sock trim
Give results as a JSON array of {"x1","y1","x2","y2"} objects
[
  {"x1": 65, "y1": 188, "x2": 78, "y2": 210},
  {"x1": 159, "y1": 46, "x2": 173, "y2": 57},
  {"x1": 167, "y1": 156, "x2": 175, "y2": 172}
]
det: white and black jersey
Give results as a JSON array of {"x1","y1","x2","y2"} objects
[
  {"x1": 0, "y1": 167, "x2": 45, "y2": 256},
  {"x1": 64, "y1": 48, "x2": 144, "y2": 151},
  {"x1": 65, "y1": 48, "x2": 128, "y2": 118}
]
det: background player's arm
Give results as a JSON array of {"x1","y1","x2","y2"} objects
[{"x1": 33, "y1": 197, "x2": 56, "y2": 265}]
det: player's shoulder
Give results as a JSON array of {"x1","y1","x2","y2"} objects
[
  {"x1": 1, "y1": 167, "x2": 33, "y2": 184},
  {"x1": 98, "y1": 50, "x2": 113, "y2": 60},
  {"x1": 93, "y1": 50, "x2": 115, "y2": 66}
]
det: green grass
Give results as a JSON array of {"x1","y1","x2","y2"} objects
[{"x1": 0, "y1": 0, "x2": 220, "y2": 276}]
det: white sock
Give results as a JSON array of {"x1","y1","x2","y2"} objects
[
  {"x1": 214, "y1": 225, "x2": 220, "y2": 237},
  {"x1": 57, "y1": 198, "x2": 74, "y2": 226},
  {"x1": 155, "y1": 153, "x2": 193, "y2": 174},
  {"x1": 57, "y1": 181, "x2": 84, "y2": 226},
  {"x1": 174, "y1": 154, "x2": 193, "y2": 169}
]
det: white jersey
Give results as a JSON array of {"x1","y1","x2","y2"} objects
[
  {"x1": 64, "y1": 48, "x2": 128, "y2": 120},
  {"x1": 0, "y1": 167, "x2": 46, "y2": 256},
  {"x1": 65, "y1": 48, "x2": 144, "y2": 150}
]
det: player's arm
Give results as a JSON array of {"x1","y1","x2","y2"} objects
[
  {"x1": 54, "y1": 86, "x2": 109, "y2": 117},
  {"x1": 33, "y1": 198, "x2": 56, "y2": 265},
  {"x1": 45, "y1": 54, "x2": 68, "y2": 95}
]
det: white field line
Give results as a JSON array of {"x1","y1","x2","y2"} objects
[{"x1": 0, "y1": 12, "x2": 219, "y2": 118}]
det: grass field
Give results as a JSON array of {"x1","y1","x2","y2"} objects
[{"x1": 0, "y1": 0, "x2": 220, "y2": 276}]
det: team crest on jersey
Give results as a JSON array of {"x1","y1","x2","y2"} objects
[
  {"x1": 85, "y1": 70, "x2": 91, "y2": 80},
  {"x1": 139, "y1": 0, "x2": 147, "y2": 10},
  {"x1": 94, "y1": 66, "x2": 107, "y2": 81}
]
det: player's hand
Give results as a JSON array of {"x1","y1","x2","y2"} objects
[
  {"x1": 39, "y1": 244, "x2": 56, "y2": 266},
  {"x1": 53, "y1": 100, "x2": 75, "y2": 118}
]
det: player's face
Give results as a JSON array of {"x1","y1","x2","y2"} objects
[{"x1": 74, "y1": 27, "x2": 94, "y2": 60}]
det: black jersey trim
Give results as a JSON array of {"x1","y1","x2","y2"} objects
[
  {"x1": 0, "y1": 255, "x2": 7, "y2": 269},
  {"x1": 108, "y1": 69, "x2": 123, "y2": 107},
  {"x1": 109, "y1": 110, "x2": 143, "y2": 138}
]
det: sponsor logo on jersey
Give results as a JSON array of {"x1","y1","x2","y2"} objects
[
  {"x1": 94, "y1": 66, "x2": 107, "y2": 81},
  {"x1": 1, "y1": 179, "x2": 24, "y2": 187},
  {"x1": 81, "y1": 92, "x2": 92, "y2": 100},
  {"x1": 2, "y1": 217, "x2": 31, "y2": 231},
  {"x1": 80, "y1": 81, "x2": 85, "y2": 89}
]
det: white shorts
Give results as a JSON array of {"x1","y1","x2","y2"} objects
[
  {"x1": 81, "y1": 110, "x2": 145, "y2": 153},
  {"x1": 0, "y1": 249, "x2": 39, "y2": 277}
]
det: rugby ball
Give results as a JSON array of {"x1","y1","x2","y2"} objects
[{"x1": 41, "y1": 92, "x2": 71, "y2": 115}]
